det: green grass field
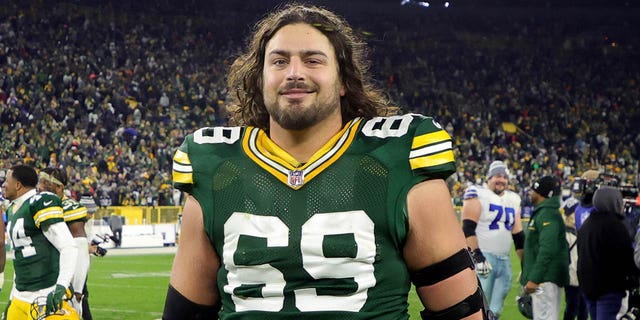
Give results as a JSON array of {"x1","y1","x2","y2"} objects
[{"x1": 0, "y1": 249, "x2": 544, "y2": 319}]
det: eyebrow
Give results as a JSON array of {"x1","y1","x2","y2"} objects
[{"x1": 267, "y1": 49, "x2": 328, "y2": 58}]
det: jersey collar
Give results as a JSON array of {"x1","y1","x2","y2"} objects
[
  {"x1": 9, "y1": 189, "x2": 37, "y2": 214},
  {"x1": 242, "y1": 118, "x2": 362, "y2": 190}
]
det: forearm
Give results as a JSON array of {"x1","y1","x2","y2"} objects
[
  {"x1": 463, "y1": 229, "x2": 479, "y2": 250},
  {"x1": 516, "y1": 248, "x2": 524, "y2": 262}
]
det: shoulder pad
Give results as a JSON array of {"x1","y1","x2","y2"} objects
[
  {"x1": 30, "y1": 192, "x2": 64, "y2": 228},
  {"x1": 172, "y1": 126, "x2": 245, "y2": 193},
  {"x1": 62, "y1": 198, "x2": 88, "y2": 222},
  {"x1": 463, "y1": 185, "x2": 480, "y2": 200},
  {"x1": 30, "y1": 192, "x2": 62, "y2": 207},
  {"x1": 361, "y1": 114, "x2": 455, "y2": 180}
]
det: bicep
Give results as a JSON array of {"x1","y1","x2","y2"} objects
[
  {"x1": 404, "y1": 179, "x2": 466, "y2": 269},
  {"x1": 403, "y1": 179, "x2": 478, "y2": 311},
  {"x1": 512, "y1": 207, "x2": 523, "y2": 234},
  {"x1": 67, "y1": 220, "x2": 87, "y2": 238},
  {"x1": 461, "y1": 198, "x2": 481, "y2": 222},
  {"x1": 169, "y1": 195, "x2": 220, "y2": 305}
]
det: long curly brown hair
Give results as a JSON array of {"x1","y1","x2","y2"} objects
[{"x1": 226, "y1": 3, "x2": 397, "y2": 131}]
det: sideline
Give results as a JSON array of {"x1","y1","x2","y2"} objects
[
  {"x1": 104, "y1": 246, "x2": 177, "y2": 256},
  {"x1": 6, "y1": 246, "x2": 178, "y2": 259}
]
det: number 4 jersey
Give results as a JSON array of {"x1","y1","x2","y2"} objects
[
  {"x1": 6, "y1": 191, "x2": 65, "y2": 292},
  {"x1": 172, "y1": 114, "x2": 456, "y2": 319}
]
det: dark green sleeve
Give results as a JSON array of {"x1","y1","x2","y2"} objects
[{"x1": 528, "y1": 211, "x2": 562, "y2": 283}]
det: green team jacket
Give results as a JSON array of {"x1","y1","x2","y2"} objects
[{"x1": 520, "y1": 195, "x2": 570, "y2": 287}]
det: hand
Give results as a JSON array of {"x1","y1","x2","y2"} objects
[
  {"x1": 524, "y1": 281, "x2": 540, "y2": 294},
  {"x1": 70, "y1": 293, "x2": 84, "y2": 317},
  {"x1": 46, "y1": 284, "x2": 70, "y2": 314},
  {"x1": 471, "y1": 248, "x2": 492, "y2": 276},
  {"x1": 93, "y1": 245, "x2": 108, "y2": 257},
  {"x1": 0, "y1": 271, "x2": 4, "y2": 293}
]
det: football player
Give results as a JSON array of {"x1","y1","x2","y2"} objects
[
  {"x1": 461, "y1": 160, "x2": 524, "y2": 318},
  {"x1": 1, "y1": 165, "x2": 78, "y2": 319},
  {"x1": 37, "y1": 167, "x2": 90, "y2": 318},
  {"x1": 163, "y1": 4, "x2": 489, "y2": 320}
]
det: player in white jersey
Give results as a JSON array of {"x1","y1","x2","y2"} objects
[{"x1": 462, "y1": 160, "x2": 524, "y2": 318}]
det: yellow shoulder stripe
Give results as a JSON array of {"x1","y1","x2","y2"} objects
[
  {"x1": 64, "y1": 207, "x2": 88, "y2": 222},
  {"x1": 409, "y1": 150, "x2": 455, "y2": 170},
  {"x1": 409, "y1": 129, "x2": 454, "y2": 170},
  {"x1": 412, "y1": 130, "x2": 451, "y2": 149},
  {"x1": 173, "y1": 149, "x2": 193, "y2": 184},
  {"x1": 34, "y1": 206, "x2": 64, "y2": 228},
  {"x1": 173, "y1": 150, "x2": 191, "y2": 165}
]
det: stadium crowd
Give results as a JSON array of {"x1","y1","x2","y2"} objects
[{"x1": 1, "y1": 1, "x2": 639, "y2": 206}]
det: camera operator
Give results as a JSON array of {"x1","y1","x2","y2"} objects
[{"x1": 573, "y1": 170, "x2": 600, "y2": 230}]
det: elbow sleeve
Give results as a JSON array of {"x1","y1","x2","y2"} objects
[
  {"x1": 462, "y1": 219, "x2": 477, "y2": 238},
  {"x1": 512, "y1": 231, "x2": 525, "y2": 250}
]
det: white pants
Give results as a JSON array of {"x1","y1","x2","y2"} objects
[{"x1": 532, "y1": 282, "x2": 562, "y2": 320}]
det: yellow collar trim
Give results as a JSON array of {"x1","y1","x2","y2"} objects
[{"x1": 243, "y1": 118, "x2": 362, "y2": 189}]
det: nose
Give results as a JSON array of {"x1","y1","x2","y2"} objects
[{"x1": 286, "y1": 57, "x2": 304, "y2": 82}]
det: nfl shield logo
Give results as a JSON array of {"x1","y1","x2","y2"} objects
[{"x1": 288, "y1": 170, "x2": 305, "y2": 187}]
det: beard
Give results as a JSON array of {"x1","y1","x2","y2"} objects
[
  {"x1": 491, "y1": 183, "x2": 507, "y2": 196},
  {"x1": 265, "y1": 81, "x2": 341, "y2": 131}
]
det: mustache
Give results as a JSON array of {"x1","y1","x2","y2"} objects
[{"x1": 281, "y1": 81, "x2": 314, "y2": 92}]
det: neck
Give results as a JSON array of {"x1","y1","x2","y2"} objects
[
  {"x1": 15, "y1": 187, "x2": 35, "y2": 200},
  {"x1": 268, "y1": 111, "x2": 343, "y2": 163}
]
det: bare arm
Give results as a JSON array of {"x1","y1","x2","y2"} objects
[
  {"x1": 461, "y1": 197, "x2": 482, "y2": 250},
  {"x1": 403, "y1": 179, "x2": 482, "y2": 319},
  {"x1": 169, "y1": 195, "x2": 220, "y2": 305},
  {"x1": 68, "y1": 220, "x2": 87, "y2": 238}
]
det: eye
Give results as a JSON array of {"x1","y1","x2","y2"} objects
[
  {"x1": 305, "y1": 57, "x2": 325, "y2": 66},
  {"x1": 272, "y1": 58, "x2": 288, "y2": 66}
]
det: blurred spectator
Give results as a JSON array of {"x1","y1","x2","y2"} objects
[
  {"x1": 107, "y1": 214, "x2": 123, "y2": 247},
  {"x1": 561, "y1": 185, "x2": 588, "y2": 320},
  {"x1": 0, "y1": 1, "x2": 638, "y2": 206},
  {"x1": 578, "y1": 187, "x2": 639, "y2": 319}
]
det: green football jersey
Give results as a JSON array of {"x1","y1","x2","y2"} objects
[
  {"x1": 173, "y1": 114, "x2": 456, "y2": 319},
  {"x1": 61, "y1": 196, "x2": 88, "y2": 224},
  {"x1": 6, "y1": 191, "x2": 65, "y2": 292}
]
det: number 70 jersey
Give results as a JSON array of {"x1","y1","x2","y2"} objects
[
  {"x1": 172, "y1": 114, "x2": 456, "y2": 319},
  {"x1": 464, "y1": 185, "x2": 522, "y2": 255}
]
